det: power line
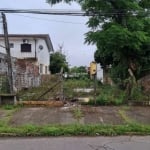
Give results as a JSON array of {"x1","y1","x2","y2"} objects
[
  {"x1": 0, "y1": 9, "x2": 149, "y2": 16},
  {"x1": 10, "y1": 14, "x2": 85, "y2": 25},
  {"x1": 0, "y1": 9, "x2": 85, "y2": 16}
]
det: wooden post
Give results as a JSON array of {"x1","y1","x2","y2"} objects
[{"x1": 1, "y1": 13, "x2": 13, "y2": 93}]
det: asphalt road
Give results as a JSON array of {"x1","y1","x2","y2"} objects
[{"x1": 0, "y1": 136, "x2": 150, "y2": 150}]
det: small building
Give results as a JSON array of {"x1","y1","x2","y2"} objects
[
  {"x1": 0, "y1": 34, "x2": 54, "y2": 91},
  {"x1": 0, "y1": 34, "x2": 53, "y2": 75}
]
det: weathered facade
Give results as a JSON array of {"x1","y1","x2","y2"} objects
[
  {"x1": 0, "y1": 34, "x2": 53, "y2": 75},
  {"x1": 0, "y1": 34, "x2": 54, "y2": 91},
  {"x1": 0, "y1": 52, "x2": 16, "y2": 73},
  {"x1": 14, "y1": 58, "x2": 40, "y2": 90}
]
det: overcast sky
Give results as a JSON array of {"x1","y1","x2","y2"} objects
[{"x1": 0, "y1": 0, "x2": 96, "y2": 67}]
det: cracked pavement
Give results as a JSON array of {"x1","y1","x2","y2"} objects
[{"x1": 0, "y1": 136, "x2": 150, "y2": 150}]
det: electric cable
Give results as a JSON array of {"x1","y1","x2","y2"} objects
[
  {"x1": 0, "y1": 8, "x2": 149, "y2": 16},
  {"x1": 10, "y1": 13, "x2": 86, "y2": 25}
]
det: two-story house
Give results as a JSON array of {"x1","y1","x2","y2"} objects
[
  {"x1": 0, "y1": 34, "x2": 54, "y2": 90},
  {"x1": 0, "y1": 34, "x2": 53, "y2": 74}
]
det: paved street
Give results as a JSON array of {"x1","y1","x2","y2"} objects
[{"x1": 0, "y1": 136, "x2": 150, "y2": 150}]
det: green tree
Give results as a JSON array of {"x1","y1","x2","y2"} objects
[
  {"x1": 84, "y1": 0, "x2": 150, "y2": 83},
  {"x1": 47, "y1": 0, "x2": 150, "y2": 83},
  {"x1": 47, "y1": 0, "x2": 78, "y2": 5},
  {"x1": 50, "y1": 51, "x2": 69, "y2": 74},
  {"x1": 70, "y1": 66, "x2": 87, "y2": 73}
]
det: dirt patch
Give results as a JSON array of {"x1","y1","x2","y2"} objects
[{"x1": 8, "y1": 106, "x2": 150, "y2": 126}]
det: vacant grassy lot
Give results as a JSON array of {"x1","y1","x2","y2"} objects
[{"x1": 0, "y1": 105, "x2": 150, "y2": 136}]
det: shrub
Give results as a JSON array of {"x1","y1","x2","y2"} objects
[
  {"x1": 88, "y1": 86, "x2": 125, "y2": 106},
  {"x1": 72, "y1": 107, "x2": 83, "y2": 123},
  {"x1": 3, "y1": 105, "x2": 16, "y2": 110},
  {"x1": 130, "y1": 86, "x2": 147, "y2": 101}
]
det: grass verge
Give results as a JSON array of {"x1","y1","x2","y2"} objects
[
  {"x1": 0, "y1": 105, "x2": 21, "y2": 125},
  {"x1": 0, "y1": 123, "x2": 150, "y2": 137}
]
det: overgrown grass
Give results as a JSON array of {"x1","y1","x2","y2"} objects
[
  {"x1": 18, "y1": 77, "x2": 94, "y2": 100},
  {"x1": 72, "y1": 107, "x2": 83, "y2": 123},
  {"x1": 87, "y1": 85, "x2": 125, "y2": 106},
  {"x1": 0, "y1": 123, "x2": 150, "y2": 136},
  {"x1": 2, "y1": 105, "x2": 18, "y2": 110},
  {"x1": 64, "y1": 78, "x2": 94, "y2": 98},
  {"x1": 0, "y1": 105, "x2": 21, "y2": 126},
  {"x1": 64, "y1": 78, "x2": 93, "y2": 89}
]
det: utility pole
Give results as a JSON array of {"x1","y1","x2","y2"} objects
[{"x1": 1, "y1": 12, "x2": 13, "y2": 93}]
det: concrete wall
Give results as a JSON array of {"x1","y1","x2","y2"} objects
[
  {"x1": 36, "y1": 39, "x2": 50, "y2": 74},
  {"x1": 0, "y1": 52, "x2": 41, "y2": 91}
]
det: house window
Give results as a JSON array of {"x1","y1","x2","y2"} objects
[
  {"x1": 9, "y1": 43, "x2": 14, "y2": 48},
  {"x1": 40, "y1": 64, "x2": 43, "y2": 74},
  {"x1": 21, "y1": 43, "x2": 31, "y2": 52}
]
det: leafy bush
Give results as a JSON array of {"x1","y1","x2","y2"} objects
[
  {"x1": 88, "y1": 86, "x2": 125, "y2": 106},
  {"x1": 130, "y1": 86, "x2": 147, "y2": 101},
  {"x1": 3, "y1": 105, "x2": 16, "y2": 110},
  {"x1": 72, "y1": 107, "x2": 83, "y2": 123}
]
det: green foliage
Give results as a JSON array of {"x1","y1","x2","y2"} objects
[
  {"x1": 68, "y1": 66, "x2": 89, "y2": 79},
  {"x1": 130, "y1": 85, "x2": 147, "y2": 101},
  {"x1": 72, "y1": 107, "x2": 83, "y2": 122},
  {"x1": 88, "y1": 86, "x2": 125, "y2": 106},
  {"x1": 47, "y1": 0, "x2": 150, "y2": 82},
  {"x1": 0, "y1": 120, "x2": 8, "y2": 128},
  {"x1": 85, "y1": 0, "x2": 150, "y2": 82},
  {"x1": 65, "y1": 78, "x2": 92, "y2": 88},
  {"x1": 2, "y1": 105, "x2": 16, "y2": 110},
  {"x1": 19, "y1": 1, "x2": 150, "y2": 104},
  {"x1": 70, "y1": 66, "x2": 87, "y2": 73},
  {"x1": 0, "y1": 76, "x2": 9, "y2": 94},
  {"x1": 0, "y1": 123, "x2": 150, "y2": 136},
  {"x1": 50, "y1": 51, "x2": 69, "y2": 74},
  {"x1": 64, "y1": 78, "x2": 93, "y2": 98},
  {"x1": 46, "y1": 0, "x2": 74, "y2": 5}
]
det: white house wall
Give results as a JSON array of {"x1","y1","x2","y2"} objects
[
  {"x1": 11, "y1": 39, "x2": 36, "y2": 58},
  {"x1": 0, "y1": 38, "x2": 36, "y2": 58},
  {"x1": 36, "y1": 39, "x2": 50, "y2": 74},
  {"x1": 0, "y1": 37, "x2": 50, "y2": 75}
]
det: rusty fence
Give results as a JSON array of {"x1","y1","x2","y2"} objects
[{"x1": 14, "y1": 73, "x2": 40, "y2": 91}]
